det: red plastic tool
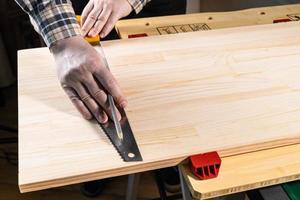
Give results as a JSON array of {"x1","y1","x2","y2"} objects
[
  {"x1": 128, "y1": 33, "x2": 148, "y2": 38},
  {"x1": 273, "y1": 18, "x2": 292, "y2": 23},
  {"x1": 189, "y1": 151, "x2": 221, "y2": 180}
]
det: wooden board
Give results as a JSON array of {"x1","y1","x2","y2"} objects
[
  {"x1": 180, "y1": 144, "x2": 300, "y2": 199},
  {"x1": 116, "y1": 4, "x2": 300, "y2": 38},
  {"x1": 18, "y1": 21, "x2": 300, "y2": 193},
  {"x1": 116, "y1": 5, "x2": 300, "y2": 198}
]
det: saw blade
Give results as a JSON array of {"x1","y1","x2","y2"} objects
[
  {"x1": 99, "y1": 108, "x2": 143, "y2": 162},
  {"x1": 107, "y1": 95, "x2": 123, "y2": 141},
  {"x1": 97, "y1": 45, "x2": 142, "y2": 162}
]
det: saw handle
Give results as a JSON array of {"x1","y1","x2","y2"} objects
[{"x1": 76, "y1": 15, "x2": 100, "y2": 45}]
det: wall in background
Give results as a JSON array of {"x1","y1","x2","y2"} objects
[
  {"x1": 199, "y1": 0, "x2": 300, "y2": 12},
  {"x1": 0, "y1": 33, "x2": 14, "y2": 88},
  {"x1": 187, "y1": 0, "x2": 201, "y2": 13},
  {"x1": 187, "y1": 0, "x2": 300, "y2": 13}
]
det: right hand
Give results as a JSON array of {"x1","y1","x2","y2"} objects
[{"x1": 50, "y1": 36, "x2": 127, "y2": 123}]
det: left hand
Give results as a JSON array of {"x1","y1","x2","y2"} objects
[{"x1": 81, "y1": 0, "x2": 133, "y2": 38}]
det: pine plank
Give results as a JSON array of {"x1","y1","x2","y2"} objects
[
  {"x1": 18, "y1": 21, "x2": 300, "y2": 193},
  {"x1": 1, "y1": 156, "x2": 159, "y2": 200}
]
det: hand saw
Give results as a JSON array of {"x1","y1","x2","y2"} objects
[{"x1": 76, "y1": 16, "x2": 142, "y2": 162}]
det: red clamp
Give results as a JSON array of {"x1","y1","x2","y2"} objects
[
  {"x1": 128, "y1": 33, "x2": 148, "y2": 38},
  {"x1": 189, "y1": 151, "x2": 221, "y2": 180},
  {"x1": 273, "y1": 18, "x2": 291, "y2": 23}
]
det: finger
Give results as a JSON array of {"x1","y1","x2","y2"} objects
[
  {"x1": 62, "y1": 85, "x2": 92, "y2": 120},
  {"x1": 74, "y1": 82, "x2": 108, "y2": 123},
  {"x1": 83, "y1": 75, "x2": 121, "y2": 121},
  {"x1": 81, "y1": 0, "x2": 94, "y2": 27},
  {"x1": 88, "y1": 4, "x2": 112, "y2": 37},
  {"x1": 100, "y1": 11, "x2": 119, "y2": 38},
  {"x1": 81, "y1": 2, "x2": 103, "y2": 36},
  {"x1": 94, "y1": 66, "x2": 127, "y2": 108}
]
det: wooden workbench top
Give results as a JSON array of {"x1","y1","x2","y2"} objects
[
  {"x1": 18, "y1": 21, "x2": 300, "y2": 193},
  {"x1": 180, "y1": 144, "x2": 300, "y2": 199},
  {"x1": 116, "y1": 4, "x2": 300, "y2": 38}
]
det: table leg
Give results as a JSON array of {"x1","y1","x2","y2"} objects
[
  {"x1": 179, "y1": 168, "x2": 192, "y2": 200},
  {"x1": 247, "y1": 185, "x2": 290, "y2": 200},
  {"x1": 126, "y1": 173, "x2": 141, "y2": 200}
]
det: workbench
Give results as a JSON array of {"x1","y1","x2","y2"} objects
[
  {"x1": 116, "y1": 4, "x2": 300, "y2": 200},
  {"x1": 116, "y1": 4, "x2": 300, "y2": 39},
  {"x1": 18, "y1": 4, "x2": 300, "y2": 200}
]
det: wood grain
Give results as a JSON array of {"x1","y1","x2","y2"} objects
[
  {"x1": 116, "y1": 4, "x2": 300, "y2": 38},
  {"x1": 116, "y1": 5, "x2": 300, "y2": 198},
  {"x1": 180, "y1": 144, "x2": 300, "y2": 199},
  {"x1": 0, "y1": 156, "x2": 159, "y2": 200},
  {"x1": 18, "y1": 21, "x2": 300, "y2": 192}
]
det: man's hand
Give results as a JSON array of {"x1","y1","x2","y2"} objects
[
  {"x1": 51, "y1": 36, "x2": 127, "y2": 123},
  {"x1": 81, "y1": 0, "x2": 132, "y2": 38}
]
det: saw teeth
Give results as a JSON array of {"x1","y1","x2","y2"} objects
[
  {"x1": 95, "y1": 108, "x2": 143, "y2": 162},
  {"x1": 98, "y1": 123, "x2": 124, "y2": 160}
]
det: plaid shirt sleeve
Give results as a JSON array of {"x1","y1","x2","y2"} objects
[
  {"x1": 15, "y1": 0, "x2": 81, "y2": 47},
  {"x1": 127, "y1": 0, "x2": 151, "y2": 13}
]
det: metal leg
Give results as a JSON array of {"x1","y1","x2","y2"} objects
[
  {"x1": 179, "y1": 168, "x2": 192, "y2": 200},
  {"x1": 0, "y1": 89, "x2": 5, "y2": 107},
  {"x1": 247, "y1": 185, "x2": 290, "y2": 200},
  {"x1": 126, "y1": 173, "x2": 141, "y2": 200},
  {"x1": 154, "y1": 170, "x2": 168, "y2": 200}
]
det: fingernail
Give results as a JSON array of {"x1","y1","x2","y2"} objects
[
  {"x1": 100, "y1": 33, "x2": 104, "y2": 38},
  {"x1": 98, "y1": 112, "x2": 108, "y2": 124},
  {"x1": 117, "y1": 112, "x2": 122, "y2": 121},
  {"x1": 120, "y1": 100, "x2": 128, "y2": 108},
  {"x1": 90, "y1": 31, "x2": 95, "y2": 37},
  {"x1": 82, "y1": 112, "x2": 92, "y2": 120}
]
